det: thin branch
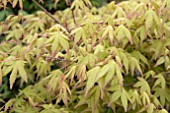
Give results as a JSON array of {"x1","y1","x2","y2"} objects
[
  {"x1": 65, "y1": 0, "x2": 77, "y2": 25},
  {"x1": 32, "y1": 0, "x2": 60, "y2": 24},
  {"x1": 71, "y1": 9, "x2": 77, "y2": 25}
]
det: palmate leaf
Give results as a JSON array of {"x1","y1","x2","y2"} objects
[
  {"x1": 115, "y1": 25, "x2": 133, "y2": 45},
  {"x1": 109, "y1": 88, "x2": 131, "y2": 111},
  {"x1": 85, "y1": 59, "x2": 123, "y2": 97},
  {"x1": 112, "y1": 6, "x2": 126, "y2": 18},
  {"x1": 153, "y1": 74, "x2": 166, "y2": 89},
  {"x1": 75, "y1": 64, "x2": 86, "y2": 86},
  {"x1": 154, "y1": 87, "x2": 170, "y2": 107},
  {"x1": 49, "y1": 24, "x2": 69, "y2": 35},
  {"x1": 9, "y1": 65, "x2": 17, "y2": 89},
  {"x1": 109, "y1": 90, "x2": 121, "y2": 106},
  {"x1": 88, "y1": 86, "x2": 100, "y2": 113},
  {"x1": 59, "y1": 81, "x2": 71, "y2": 107},
  {"x1": 9, "y1": 60, "x2": 28, "y2": 89},
  {"x1": 85, "y1": 66, "x2": 100, "y2": 97},
  {"x1": 99, "y1": 60, "x2": 123, "y2": 86},
  {"x1": 148, "y1": 40, "x2": 166, "y2": 59},
  {"x1": 130, "y1": 90, "x2": 142, "y2": 106},
  {"x1": 121, "y1": 92, "x2": 128, "y2": 112},
  {"x1": 65, "y1": 66, "x2": 76, "y2": 84},
  {"x1": 128, "y1": 57, "x2": 143, "y2": 76},
  {"x1": 35, "y1": 58, "x2": 52, "y2": 77},
  {"x1": 145, "y1": 10, "x2": 153, "y2": 31},
  {"x1": 134, "y1": 77, "x2": 150, "y2": 95},
  {"x1": 101, "y1": 25, "x2": 114, "y2": 44},
  {"x1": 95, "y1": 62, "x2": 112, "y2": 81},
  {"x1": 141, "y1": 92, "x2": 150, "y2": 106},
  {"x1": 131, "y1": 51, "x2": 149, "y2": 66},
  {"x1": 104, "y1": 65, "x2": 115, "y2": 87},
  {"x1": 134, "y1": 26, "x2": 146, "y2": 44},
  {"x1": 45, "y1": 70, "x2": 62, "y2": 92},
  {"x1": 6, "y1": 26, "x2": 24, "y2": 41},
  {"x1": 144, "y1": 70, "x2": 155, "y2": 79},
  {"x1": 70, "y1": 27, "x2": 87, "y2": 46},
  {"x1": 47, "y1": 31, "x2": 70, "y2": 53},
  {"x1": 59, "y1": 33, "x2": 70, "y2": 52},
  {"x1": 24, "y1": 17, "x2": 45, "y2": 34},
  {"x1": 145, "y1": 9, "x2": 161, "y2": 31},
  {"x1": 116, "y1": 49, "x2": 129, "y2": 74}
]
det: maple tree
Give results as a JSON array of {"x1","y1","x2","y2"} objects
[{"x1": 0, "y1": 0, "x2": 170, "y2": 113}]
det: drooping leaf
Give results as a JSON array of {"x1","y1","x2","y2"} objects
[
  {"x1": 155, "y1": 57, "x2": 165, "y2": 67},
  {"x1": 109, "y1": 90, "x2": 121, "y2": 106},
  {"x1": 85, "y1": 66, "x2": 101, "y2": 97},
  {"x1": 134, "y1": 77, "x2": 150, "y2": 94},
  {"x1": 9, "y1": 64, "x2": 18, "y2": 89}
]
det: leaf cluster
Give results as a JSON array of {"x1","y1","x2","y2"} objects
[{"x1": 0, "y1": 0, "x2": 170, "y2": 113}]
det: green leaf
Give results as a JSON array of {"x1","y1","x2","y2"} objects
[
  {"x1": 129, "y1": 57, "x2": 143, "y2": 76},
  {"x1": 132, "y1": 51, "x2": 149, "y2": 66},
  {"x1": 96, "y1": 62, "x2": 112, "y2": 81},
  {"x1": 65, "y1": 66, "x2": 76, "y2": 83},
  {"x1": 145, "y1": 10, "x2": 153, "y2": 31},
  {"x1": 59, "y1": 34, "x2": 69, "y2": 52},
  {"x1": 5, "y1": 99, "x2": 15, "y2": 111},
  {"x1": 142, "y1": 92, "x2": 150, "y2": 106},
  {"x1": 121, "y1": 91, "x2": 128, "y2": 112},
  {"x1": 134, "y1": 77, "x2": 150, "y2": 94},
  {"x1": 144, "y1": 70, "x2": 155, "y2": 79},
  {"x1": 115, "y1": 25, "x2": 133, "y2": 44},
  {"x1": 2, "y1": 66, "x2": 13, "y2": 76},
  {"x1": 18, "y1": 61, "x2": 28, "y2": 83},
  {"x1": 153, "y1": 74, "x2": 166, "y2": 89},
  {"x1": 123, "y1": 26, "x2": 133, "y2": 44},
  {"x1": 104, "y1": 66, "x2": 115, "y2": 87},
  {"x1": 85, "y1": 66, "x2": 101, "y2": 97},
  {"x1": 155, "y1": 57, "x2": 165, "y2": 67},
  {"x1": 9, "y1": 64, "x2": 18, "y2": 89},
  {"x1": 109, "y1": 90, "x2": 121, "y2": 106}
]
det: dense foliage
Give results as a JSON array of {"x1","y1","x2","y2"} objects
[
  {"x1": 0, "y1": 0, "x2": 127, "y2": 21},
  {"x1": 0, "y1": 0, "x2": 170, "y2": 112}
]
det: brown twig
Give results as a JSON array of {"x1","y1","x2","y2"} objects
[
  {"x1": 65, "y1": 0, "x2": 77, "y2": 25},
  {"x1": 32, "y1": 0, "x2": 60, "y2": 24},
  {"x1": 71, "y1": 9, "x2": 77, "y2": 25}
]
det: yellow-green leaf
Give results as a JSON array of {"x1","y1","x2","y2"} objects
[
  {"x1": 121, "y1": 91, "x2": 128, "y2": 112},
  {"x1": 85, "y1": 66, "x2": 101, "y2": 97},
  {"x1": 155, "y1": 57, "x2": 165, "y2": 67},
  {"x1": 59, "y1": 36, "x2": 69, "y2": 52},
  {"x1": 0, "y1": 66, "x2": 2, "y2": 86},
  {"x1": 18, "y1": 62, "x2": 28, "y2": 83},
  {"x1": 109, "y1": 90, "x2": 121, "y2": 105},
  {"x1": 9, "y1": 65, "x2": 18, "y2": 89}
]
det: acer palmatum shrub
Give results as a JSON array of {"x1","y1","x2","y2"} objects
[{"x1": 0, "y1": 0, "x2": 170, "y2": 113}]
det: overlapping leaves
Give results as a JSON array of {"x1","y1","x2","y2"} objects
[{"x1": 0, "y1": 0, "x2": 170, "y2": 113}]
